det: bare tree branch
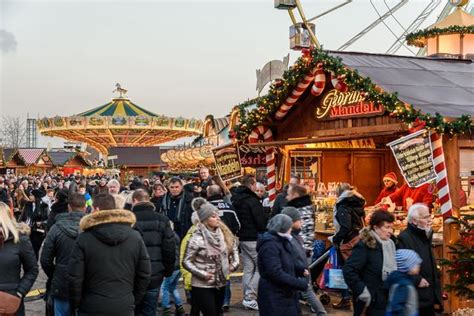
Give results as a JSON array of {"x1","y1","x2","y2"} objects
[{"x1": 0, "y1": 116, "x2": 26, "y2": 148}]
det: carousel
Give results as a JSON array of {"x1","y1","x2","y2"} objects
[{"x1": 38, "y1": 84, "x2": 203, "y2": 155}]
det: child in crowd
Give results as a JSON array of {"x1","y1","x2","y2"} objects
[
  {"x1": 161, "y1": 222, "x2": 185, "y2": 316},
  {"x1": 385, "y1": 249, "x2": 422, "y2": 316}
]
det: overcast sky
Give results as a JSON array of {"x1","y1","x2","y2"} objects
[{"x1": 1, "y1": 0, "x2": 447, "y2": 147}]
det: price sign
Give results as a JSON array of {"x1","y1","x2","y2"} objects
[
  {"x1": 387, "y1": 130, "x2": 437, "y2": 188},
  {"x1": 212, "y1": 143, "x2": 242, "y2": 181}
]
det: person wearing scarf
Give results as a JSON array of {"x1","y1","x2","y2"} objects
[
  {"x1": 182, "y1": 198, "x2": 239, "y2": 316},
  {"x1": 343, "y1": 209, "x2": 397, "y2": 316}
]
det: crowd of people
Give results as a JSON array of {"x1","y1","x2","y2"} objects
[{"x1": 0, "y1": 168, "x2": 443, "y2": 316}]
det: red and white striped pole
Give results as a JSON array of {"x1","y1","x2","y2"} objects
[
  {"x1": 274, "y1": 68, "x2": 316, "y2": 120},
  {"x1": 248, "y1": 125, "x2": 276, "y2": 206},
  {"x1": 430, "y1": 132, "x2": 453, "y2": 219}
]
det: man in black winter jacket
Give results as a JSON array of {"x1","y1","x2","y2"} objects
[
  {"x1": 207, "y1": 185, "x2": 241, "y2": 235},
  {"x1": 131, "y1": 189, "x2": 176, "y2": 316},
  {"x1": 231, "y1": 175, "x2": 267, "y2": 310},
  {"x1": 40, "y1": 193, "x2": 86, "y2": 316},
  {"x1": 398, "y1": 203, "x2": 442, "y2": 316},
  {"x1": 161, "y1": 178, "x2": 194, "y2": 239},
  {"x1": 68, "y1": 193, "x2": 151, "y2": 316}
]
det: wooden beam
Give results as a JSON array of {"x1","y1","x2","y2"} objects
[
  {"x1": 245, "y1": 130, "x2": 401, "y2": 147},
  {"x1": 442, "y1": 135, "x2": 461, "y2": 314},
  {"x1": 278, "y1": 123, "x2": 405, "y2": 140},
  {"x1": 458, "y1": 139, "x2": 474, "y2": 148},
  {"x1": 106, "y1": 129, "x2": 117, "y2": 146}
]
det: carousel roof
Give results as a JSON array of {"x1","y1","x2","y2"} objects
[
  {"x1": 38, "y1": 85, "x2": 203, "y2": 155},
  {"x1": 77, "y1": 98, "x2": 159, "y2": 117}
]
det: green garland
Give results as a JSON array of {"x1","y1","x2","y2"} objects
[
  {"x1": 234, "y1": 48, "x2": 472, "y2": 141},
  {"x1": 406, "y1": 25, "x2": 474, "y2": 48}
]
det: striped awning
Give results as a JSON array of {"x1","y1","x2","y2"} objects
[
  {"x1": 17, "y1": 149, "x2": 45, "y2": 165},
  {"x1": 76, "y1": 98, "x2": 158, "y2": 117}
]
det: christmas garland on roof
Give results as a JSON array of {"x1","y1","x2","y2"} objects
[
  {"x1": 406, "y1": 25, "x2": 474, "y2": 48},
  {"x1": 234, "y1": 48, "x2": 472, "y2": 141}
]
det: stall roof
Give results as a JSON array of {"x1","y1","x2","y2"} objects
[
  {"x1": 17, "y1": 148, "x2": 45, "y2": 165},
  {"x1": 109, "y1": 147, "x2": 164, "y2": 166},
  {"x1": 48, "y1": 151, "x2": 77, "y2": 166},
  {"x1": 328, "y1": 51, "x2": 474, "y2": 118}
]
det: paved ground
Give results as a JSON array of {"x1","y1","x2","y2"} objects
[{"x1": 25, "y1": 267, "x2": 352, "y2": 315}]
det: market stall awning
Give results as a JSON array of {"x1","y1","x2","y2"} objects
[{"x1": 328, "y1": 51, "x2": 474, "y2": 118}]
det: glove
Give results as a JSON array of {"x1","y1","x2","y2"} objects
[{"x1": 358, "y1": 287, "x2": 371, "y2": 307}]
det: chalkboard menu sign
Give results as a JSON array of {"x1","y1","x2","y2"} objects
[
  {"x1": 212, "y1": 143, "x2": 242, "y2": 181},
  {"x1": 387, "y1": 130, "x2": 437, "y2": 188}
]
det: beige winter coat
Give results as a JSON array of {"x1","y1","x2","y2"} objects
[{"x1": 182, "y1": 223, "x2": 239, "y2": 288}]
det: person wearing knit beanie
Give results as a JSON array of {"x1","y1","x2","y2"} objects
[
  {"x1": 281, "y1": 206, "x2": 302, "y2": 223},
  {"x1": 385, "y1": 249, "x2": 422, "y2": 316},
  {"x1": 395, "y1": 249, "x2": 422, "y2": 274},
  {"x1": 266, "y1": 214, "x2": 293, "y2": 234},
  {"x1": 191, "y1": 197, "x2": 218, "y2": 222}
]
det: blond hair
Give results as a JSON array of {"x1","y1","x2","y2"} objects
[{"x1": 0, "y1": 202, "x2": 19, "y2": 243}]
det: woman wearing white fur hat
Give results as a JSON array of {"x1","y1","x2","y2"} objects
[{"x1": 182, "y1": 198, "x2": 239, "y2": 316}]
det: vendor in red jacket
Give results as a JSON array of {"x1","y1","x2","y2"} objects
[
  {"x1": 383, "y1": 182, "x2": 434, "y2": 211},
  {"x1": 373, "y1": 172, "x2": 398, "y2": 205}
]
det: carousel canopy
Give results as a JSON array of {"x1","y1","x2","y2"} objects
[{"x1": 38, "y1": 84, "x2": 203, "y2": 155}]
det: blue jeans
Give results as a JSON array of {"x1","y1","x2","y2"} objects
[
  {"x1": 136, "y1": 287, "x2": 160, "y2": 316},
  {"x1": 223, "y1": 280, "x2": 231, "y2": 305},
  {"x1": 161, "y1": 270, "x2": 183, "y2": 308},
  {"x1": 54, "y1": 297, "x2": 70, "y2": 316}
]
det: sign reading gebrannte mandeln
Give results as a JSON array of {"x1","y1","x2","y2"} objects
[
  {"x1": 212, "y1": 143, "x2": 242, "y2": 181},
  {"x1": 315, "y1": 89, "x2": 384, "y2": 119},
  {"x1": 387, "y1": 129, "x2": 437, "y2": 188}
]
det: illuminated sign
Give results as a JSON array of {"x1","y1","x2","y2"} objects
[{"x1": 315, "y1": 89, "x2": 384, "y2": 119}]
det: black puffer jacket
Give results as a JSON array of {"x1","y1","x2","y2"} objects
[
  {"x1": 398, "y1": 223, "x2": 442, "y2": 310},
  {"x1": 68, "y1": 209, "x2": 151, "y2": 315},
  {"x1": 132, "y1": 202, "x2": 176, "y2": 289},
  {"x1": 231, "y1": 186, "x2": 267, "y2": 241},
  {"x1": 0, "y1": 223, "x2": 38, "y2": 316},
  {"x1": 333, "y1": 189, "x2": 366, "y2": 246},
  {"x1": 40, "y1": 211, "x2": 84, "y2": 299}
]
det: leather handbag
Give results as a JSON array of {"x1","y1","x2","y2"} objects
[
  {"x1": 339, "y1": 235, "x2": 361, "y2": 261},
  {"x1": 0, "y1": 291, "x2": 21, "y2": 315}
]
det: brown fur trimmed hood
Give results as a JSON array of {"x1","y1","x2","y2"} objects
[
  {"x1": 80, "y1": 209, "x2": 136, "y2": 231},
  {"x1": 359, "y1": 227, "x2": 377, "y2": 249}
]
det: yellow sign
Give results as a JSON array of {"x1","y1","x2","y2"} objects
[{"x1": 315, "y1": 89, "x2": 383, "y2": 119}]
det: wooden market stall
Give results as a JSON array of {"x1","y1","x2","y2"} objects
[
  {"x1": 232, "y1": 48, "x2": 473, "y2": 313},
  {"x1": 48, "y1": 151, "x2": 91, "y2": 176}
]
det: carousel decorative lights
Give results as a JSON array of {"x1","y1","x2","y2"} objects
[{"x1": 38, "y1": 84, "x2": 203, "y2": 155}]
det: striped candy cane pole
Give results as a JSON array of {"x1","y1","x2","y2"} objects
[
  {"x1": 330, "y1": 72, "x2": 348, "y2": 92},
  {"x1": 274, "y1": 68, "x2": 316, "y2": 120},
  {"x1": 431, "y1": 132, "x2": 453, "y2": 219},
  {"x1": 248, "y1": 125, "x2": 276, "y2": 206},
  {"x1": 311, "y1": 66, "x2": 326, "y2": 97}
]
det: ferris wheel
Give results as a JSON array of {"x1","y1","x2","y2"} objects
[{"x1": 274, "y1": 0, "x2": 472, "y2": 55}]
